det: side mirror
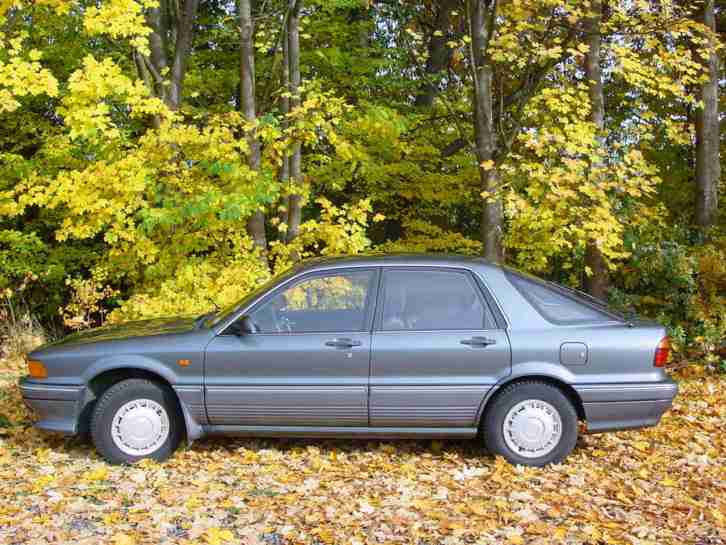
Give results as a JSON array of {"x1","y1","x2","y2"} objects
[{"x1": 229, "y1": 315, "x2": 256, "y2": 336}]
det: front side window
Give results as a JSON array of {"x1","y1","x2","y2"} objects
[
  {"x1": 249, "y1": 270, "x2": 374, "y2": 333},
  {"x1": 505, "y1": 270, "x2": 616, "y2": 324},
  {"x1": 380, "y1": 269, "x2": 495, "y2": 331}
]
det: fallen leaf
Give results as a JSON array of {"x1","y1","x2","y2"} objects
[{"x1": 112, "y1": 534, "x2": 136, "y2": 545}]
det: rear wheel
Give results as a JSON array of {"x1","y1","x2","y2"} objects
[
  {"x1": 483, "y1": 381, "x2": 578, "y2": 466},
  {"x1": 90, "y1": 379, "x2": 183, "y2": 464}
]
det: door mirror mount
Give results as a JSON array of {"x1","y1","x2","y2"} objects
[{"x1": 229, "y1": 315, "x2": 256, "y2": 336}]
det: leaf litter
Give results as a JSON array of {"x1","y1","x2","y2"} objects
[{"x1": 0, "y1": 357, "x2": 723, "y2": 545}]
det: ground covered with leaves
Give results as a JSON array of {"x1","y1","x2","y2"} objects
[{"x1": 0, "y1": 358, "x2": 723, "y2": 545}]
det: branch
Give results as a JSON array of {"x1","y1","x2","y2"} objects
[{"x1": 496, "y1": 26, "x2": 579, "y2": 161}]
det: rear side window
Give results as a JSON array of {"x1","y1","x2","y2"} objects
[
  {"x1": 380, "y1": 269, "x2": 497, "y2": 331},
  {"x1": 505, "y1": 271, "x2": 615, "y2": 325}
]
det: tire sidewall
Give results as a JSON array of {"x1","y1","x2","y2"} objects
[
  {"x1": 484, "y1": 383, "x2": 578, "y2": 467},
  {"x1": 91, "y1": 379, "x2": 182, "y2": 465}
]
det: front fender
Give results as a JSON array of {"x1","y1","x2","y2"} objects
[
  {"x1": 81, "y1": 354, "x2": 180, "y2": 384},
  {"x1": 81, "y1": 355, "x2": 205, "y2": 443}
]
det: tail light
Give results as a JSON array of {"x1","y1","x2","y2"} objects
[{"x1": 654, "y1": 337, "x2": 671, "y2": 367}]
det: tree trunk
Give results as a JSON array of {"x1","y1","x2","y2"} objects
[
  {"x1": 144, "y1": 2, "x2": 169, "y2": 104},
  {"x1": 415, "y1": 0, "x2": 457, "y2": 108},
  {"x1": 168, "y1": 0, "x2": 199, "y2": 110},
  {"x1": 694, "y1": 0, "x2": 720, "y2": 229},
  {"x1": 240, "y1": 0, "x2": 268, "y2": 254},
  {"x1": 142, "y1": 0, "x2": 198, "y2": 111},
  {"x1": 278, "y1": 21, "x2": 291, "y2": 230},
  {"x1": 469, "y1": 0, "x2": 503, "y2": 263},
  {"x1": 285, "y1": 0, "x2": 303, "y2": 248},
  {"x1": 583, "y1": 0, "x2": 609, "y2": 300}
]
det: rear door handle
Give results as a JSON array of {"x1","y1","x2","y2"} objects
[
  {"x1": 460, "y1": 336, "x2": 496, "y2": 347},
  {"x1": 325, "y1": 338, "x2": 362, "y2": 348}
]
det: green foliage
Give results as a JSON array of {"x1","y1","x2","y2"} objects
[
  {"x1": 0, "y1": 0, "x2": 722, "y2": 369},
  {"x1": 610, "y1": 228, "x2": 726, "y2": 368}
]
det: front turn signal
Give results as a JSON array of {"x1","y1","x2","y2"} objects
[{"x1": 27, "y1": 359, "x2": 48, "y2": 379}]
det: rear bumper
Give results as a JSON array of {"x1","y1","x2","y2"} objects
[
  {"x1": 19, "y1": 378, "x2": 86, "y2": 435},
  {"x1": 575, "y1": 380, "x2": 678, "y2": 433}
]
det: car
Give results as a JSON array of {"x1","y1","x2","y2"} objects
[{"x1": 19, "y1": 254, "x2": 678, "y2": 466}]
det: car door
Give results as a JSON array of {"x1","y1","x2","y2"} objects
[
  {"x1": 370, "y1": 267, "x2": 511, "y2": 428},
  {"x1": 204, "y1": 268, "x2": 378, "y2": 427}
]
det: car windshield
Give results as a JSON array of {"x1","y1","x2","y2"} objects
[{"x1": 200, "y1": 267, "x2": 298, "y2": 328}]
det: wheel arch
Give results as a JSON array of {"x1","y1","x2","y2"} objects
[
  {"x1": 78, "y1": 366, "x2": 203, "y2": 442},
  {"x1": 477, "y1": 374, "x2": 586, "y2": 428}
]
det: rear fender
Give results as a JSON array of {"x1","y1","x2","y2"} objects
[{"x1": 475, "y1": 362, "x2": 578, "y2": 422}]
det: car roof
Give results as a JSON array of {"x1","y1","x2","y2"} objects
[{"x1": 294, "y1": 253, "x2": 501, "y2": 273}]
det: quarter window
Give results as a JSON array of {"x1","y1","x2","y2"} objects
[
  {"x1": 380, "y1": 269, "x2": 495, "y2": 331},
  {"x1": 505, "y1": 271, "x2": 614, "y2": 324},
  {"x1": 249, "y1": 270, "x2": 374, "y2": 333}
]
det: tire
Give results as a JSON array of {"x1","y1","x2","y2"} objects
[
  {"x1": 483, "y1": 381, "x2": 578, "y2": 467},
  {"x1": 90, "y1": 378, "x2": 183, "y2": 464}
]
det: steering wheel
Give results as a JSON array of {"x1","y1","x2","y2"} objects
[
  {"x1": 270, "y1": 306, "x2": 293, "y2": 333},
  {"x1": 277, "y1": 314, "x2": 293, "y2": 333}
]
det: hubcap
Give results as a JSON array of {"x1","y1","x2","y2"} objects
[
  {"x1": 502, "y1": 399, "x2": 562, "y2": 458},
  {"x1": 111, "y1": 399, "x2": 169, "y2": 456}
]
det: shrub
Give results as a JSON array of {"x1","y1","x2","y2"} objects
[
  {"x1": 0, "y1": 286, "x2": 46, "y2": 361},
  {"x1": 610, "y1": 233, "x2": 726, "y2": 370}
]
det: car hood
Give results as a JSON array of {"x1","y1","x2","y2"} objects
[{"x1": 38, "y1": 316, "x2": 199, "y2": 350}]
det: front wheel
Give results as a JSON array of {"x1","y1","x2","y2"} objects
[
  {"x1": 483, "y1": 381, "x2": 578, "y2": 467},
  {"x1": 90, "y1": 379, "x2": 183, "y2": 464}
]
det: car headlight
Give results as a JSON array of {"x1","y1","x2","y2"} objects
[{"x1": 27, "y1": 359, "x2": 48, "y2": 379}]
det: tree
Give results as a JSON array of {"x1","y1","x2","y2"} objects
[
  {"x1": 415, "y1": 0, "x2": 458, "y2": 108},
  {"x1": 693, "y1": 0, "x2": 720, "y2": 229},
  {"x1": 239, "y1": 0, "x2": 267, "y2": 255},
  {"x1": 1, "y1": 0, "x2": 723, "y2": 344},
  {"x1": 285, "y1": 0, "x2": 303, "y2": 247},
  {"x1": 583, "y1": 0, "x2": 610, "y2": 299},
  {"x1": 136, "y1": 0, "x2": 200, "y2": 110},
  {"x1": 468, "y1": 0, "x2": 503, "y2": 263}
]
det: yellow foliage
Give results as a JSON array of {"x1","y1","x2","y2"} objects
[
  {"x1": 503, "y1": 84, "x2": 660, "y2": 273},
  {"x1": 0, "y1": 32, "x2": 58, "y2": 113},
  {"x1": 60, "y1": 55, "x2": 169, "y2": 140},
  {"x1": 109, "y1": 253, "x2": 269, "y2": 322},
  {"x1": 83, "y1": 0, "x2": 157, "y2": 54},
  {"x1": 61, "y1": 277, "x2": 118, "y2": 330},
  {"x1": 106, "y1": 198, "x2": 379, "y2": 321},
  {"x1": 688, "y1": 241, "x2": 726, "y2": 364},
  {"x1": 270, "y1": 198, "x2": 376, "y2": 273},
  {"x1": 378, "y1": 220, "x2": 483, "y2": 256}
]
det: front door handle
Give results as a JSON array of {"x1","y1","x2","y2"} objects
[
  {"x1": 460, "y1": 336, "x2": 496, "y2": 347},
  {"x1": 325, "y1": 338, "x2": 362, "y2": 348}
]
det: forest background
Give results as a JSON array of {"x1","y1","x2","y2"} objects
[{"x1": 0, "y1": 0, "x2": 724, "y2": 370}]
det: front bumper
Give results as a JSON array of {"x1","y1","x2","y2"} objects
[
  {"x1": 19, "y1": 378, "x2": 86, "y2": 435},
  {"x1": 575, "y1": 379, "x2": 679, "y2": 433}
]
